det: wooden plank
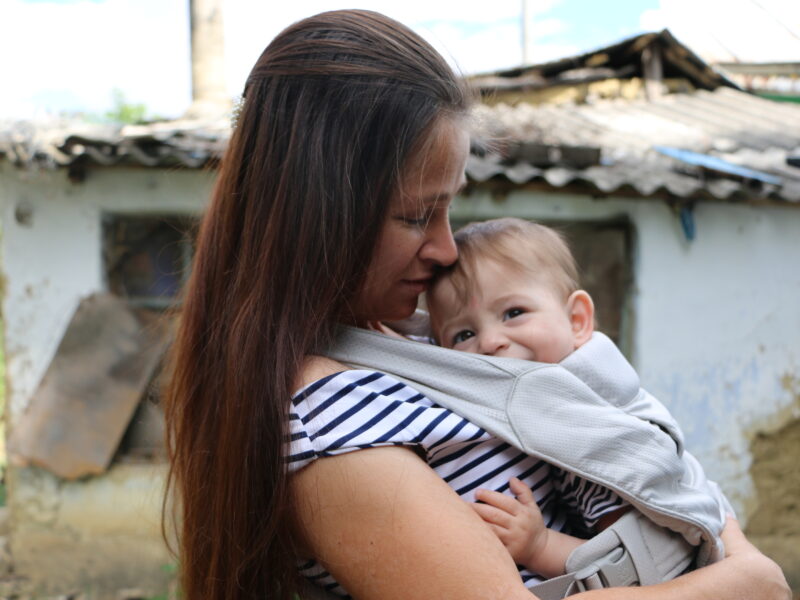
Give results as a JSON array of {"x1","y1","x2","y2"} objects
[{"x1": 8, "y1": 294, "x2": 171, "y2": 479}]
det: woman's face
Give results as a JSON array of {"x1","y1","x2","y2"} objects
[{"x1": 353, "y1": 119, "x2": 470, "y2": 325}]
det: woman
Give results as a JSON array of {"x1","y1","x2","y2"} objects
[{"x1": 164, "y1": 9, "x2": 790, "y2": 600}]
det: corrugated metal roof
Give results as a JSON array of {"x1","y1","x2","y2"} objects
[
  {"x1": 2, "y1": 88, "x2": 799, "y2": 203},
  {"x1": 468, "y1": 87, "x2": 800, "y2": 203},
  {"x1": 0, "y1": 117, "x2": 229, "y2": 171}
]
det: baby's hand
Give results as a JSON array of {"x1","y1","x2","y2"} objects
[{"x1": 471, "y1": 477, "x2": 547, "y2": 567}]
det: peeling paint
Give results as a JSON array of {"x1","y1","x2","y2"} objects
[
  {"x1": 9, "y1": 466, "x2": 61, "y2": 526},
  {"x1": 746, "y1": 372, "x2": 800, "y2": 438},
  {"x1": 744, "y1": 373, "x2": 800, "y2": 593},
  {"x1": 781, "y1": 373, "x2": 800, "y2": 397}
]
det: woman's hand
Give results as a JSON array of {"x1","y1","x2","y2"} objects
[
  {"x1": 570, "y1": 517, "x2": 790, "y2": 600},
  {"x1": 717, "y1": 517, "x2": 791, "y2": 600}
]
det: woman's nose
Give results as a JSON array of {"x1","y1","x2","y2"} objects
[{"x1": 419, "y1": 213, "x2": 457, "y2": 266}]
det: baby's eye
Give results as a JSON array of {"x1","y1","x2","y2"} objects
[
  {"x1": 452, "y1": 329, "x2": 475, "y2": 345},
  {"x1": 503, "y1": 307, "x2": 525, "y2": 321}
]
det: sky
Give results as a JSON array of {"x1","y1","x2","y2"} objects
[{"x1": 2, "y1": 0, "x2": 800, "y2": 120}]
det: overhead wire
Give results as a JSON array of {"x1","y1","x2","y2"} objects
[{"x1": 747, "y1": 0, "x2": 800, "y2": 43}]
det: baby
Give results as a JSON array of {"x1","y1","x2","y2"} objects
[{"x1": 426, "y1": 217, "x2": 650, "y2": 578}]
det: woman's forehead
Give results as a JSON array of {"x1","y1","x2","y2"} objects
[{"x1": 395, "y1": 120, "x2": 470, "y2": 204}]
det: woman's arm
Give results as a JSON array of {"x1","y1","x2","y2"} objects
[
  {"x1": 291, "y1": 446, "x2": 790, "y2": 600},
  {"x1": 292, "y1": 445, "x2": 535, "y2": 600}
]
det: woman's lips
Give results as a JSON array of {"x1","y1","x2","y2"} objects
[{"x1": 402, "y1": 278, "x2": 431, "y2": 294}]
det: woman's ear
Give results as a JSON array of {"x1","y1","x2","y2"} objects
[{"x1": 566, "y1": 290, "x2": 595, "y2": 348}]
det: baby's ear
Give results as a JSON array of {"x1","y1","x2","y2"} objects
[{"x1": 567, "y1": 290, "x2": 594, "y2": 348}]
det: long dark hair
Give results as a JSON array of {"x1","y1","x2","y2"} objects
[{"x1": 164, "y1": 10, "x2": 470, "y2": 600}]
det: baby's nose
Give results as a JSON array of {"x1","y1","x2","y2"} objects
[{"x1": 479, "y1": 332, "x2": 509, "y2": 356}]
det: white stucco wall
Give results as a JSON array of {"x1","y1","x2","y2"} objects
[
  {"x1": 0, "y1": 163, "x2": 215, "y2": 421},
  {"x1": 4, "y1": 173, "x2": 793, "y2": 516},
  {"x1": 451, "y1": 190, "x2": 800, "y2": 518},
  {"x1": 0, "y1": 163, "x2": 214, "y2": 596}
]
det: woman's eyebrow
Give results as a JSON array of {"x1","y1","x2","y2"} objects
[{"x1": 418, "y1": 182, "x2": 468, "y2": 205}]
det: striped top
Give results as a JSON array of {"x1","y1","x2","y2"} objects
[{"x1": 289, "y1": 369, "x2": 625, "y2": 598}]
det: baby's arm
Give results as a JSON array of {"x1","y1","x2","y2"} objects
[{"x1": 471, "y1": 477, "x2": 584, "y2": 579}]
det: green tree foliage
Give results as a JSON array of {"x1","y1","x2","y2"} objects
[{"x1": 105, "y1": 88, "x2": 148, "y2": 124}]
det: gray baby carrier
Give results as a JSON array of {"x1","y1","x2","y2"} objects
[{"x1": 301, "y1": 325, "x2": 730, "y2": 599}]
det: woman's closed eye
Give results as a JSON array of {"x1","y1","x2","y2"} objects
[
  {"x1": 452, "y1": 329, "x2": 475, "y2": 345},
  {"x1": 397, "y1": 211, "x2": 434, "y2": 227},
  {"x1": 503, "y1": 307, "x2": 526, "y2": 321}
]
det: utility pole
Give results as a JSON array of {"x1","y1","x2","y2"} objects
[
  {"x1": 186, "y1": 0, "x2": 231, "y2": 119},
  {"x1": 521, "y1": 0, "x2": 532, "y2": 65}
]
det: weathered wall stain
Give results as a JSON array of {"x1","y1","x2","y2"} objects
[
  {"x1": 8, "y1": 464, "x2": 174, "y2": 599},
  {"x1": 745, "y1": 372, "x2": 800, "y2": 593}
]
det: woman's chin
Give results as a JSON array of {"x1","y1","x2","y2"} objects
[{"x1": 381, "y1": 302, "x2": 418, "y2": 324}]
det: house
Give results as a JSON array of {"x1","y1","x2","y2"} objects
[
  {"x1": 713, "y1": 61, "x2": 800, "y2": 104},
  {"x1": 0, "y1": 30, "x2": 798, "y2": 597},
  {"x1": 0, "y1": 117, "x2": 225, "y2": 598}
]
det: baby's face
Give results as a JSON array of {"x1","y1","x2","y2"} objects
[{"x1": 429, "y1": 259, "x2": 578, "y2": 363}]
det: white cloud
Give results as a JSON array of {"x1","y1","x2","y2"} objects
[
  {"x1": 222, "y1": 0, "x2": 542, "y2": 92},
  {"x1": 529, "y1": 17, "x2": 570, "y2": 39},
  {"x1": 224, "y1": 0, "x2": 570, "y2": 88},
  {"x1": 1, "y1": 0, "x2": 191, "y2": 118},
  {"x1": 640, "y1": 0, "x2": 800, "y2": 63}
]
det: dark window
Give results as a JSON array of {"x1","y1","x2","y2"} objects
[
  {"x1": 102, "y1": 214, "x2": 197, "y2": 308},
  {"x1": 559, "y1": 220, "x2": 634, "y2": 354},
  {"x1": 100, "y1": 214, "x2": 198, "y2": 462}
]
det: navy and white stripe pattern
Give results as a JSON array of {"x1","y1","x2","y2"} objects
[{"x1": 289, "y1": 370, "x2": 625, "y2": 598}]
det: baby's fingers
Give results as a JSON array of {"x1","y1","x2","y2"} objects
[
  {"x1": 508, "y1": 477, "x2": 537, "y2": 508},
  {"x1": 475, "y1": 488, "x2": 521, "y2": 514},
  {"x1": 470, "y1": 500, "x2": 513, "y2": 528}
]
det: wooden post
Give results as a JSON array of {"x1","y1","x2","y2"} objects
[
  {"x1": 186, "y1": 0, "x2": 231, "y2": 118},
  {"x1": 642, "y1": 43, "x2": 664, "y2": 101}
]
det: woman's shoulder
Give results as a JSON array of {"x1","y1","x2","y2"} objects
[
  {"x1": 288, "y1": 364, "x2": 441, "y2": 473},
  {"x1": 295, "y1": 355, "x2": 349, "y2": 392},
  {"x1": 291, "y1": 367, "x2": 421, "y2": 407}
]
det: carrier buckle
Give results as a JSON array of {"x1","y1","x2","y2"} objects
[{"x1": 572, "y1": 546, "x2": 639, "y2": 592}]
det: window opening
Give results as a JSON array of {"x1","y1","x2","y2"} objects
[{"x1": 102, "y1": 214, "x2": 197, "y2": 309}]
